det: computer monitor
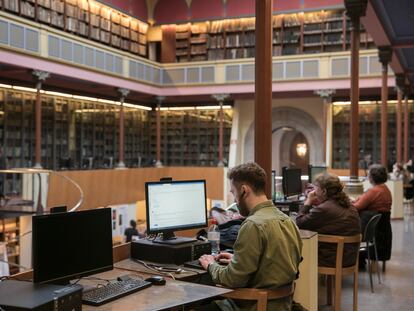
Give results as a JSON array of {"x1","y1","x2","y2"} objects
[
  {"x1": 308, "y1": 165, "x2": 327, "y2": 183},
  {"x1": 271, "y1": 170, "x2": 276, "y2": 200},
  {"x1": 32, "y1": 208, "x2": 113, "y2": 284},
  {"x1": 282, "y1": 167, "x2": 302, "y2": 199},
  {"x1": 145, "y1": 179, "x2": 208, "y2": 244}
]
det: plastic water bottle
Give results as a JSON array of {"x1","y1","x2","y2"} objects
[{"x1": 207, "y1": 219, "x2": 220, "y2": 256}]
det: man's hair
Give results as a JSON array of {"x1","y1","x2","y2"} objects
[
  {"x1": 313, "y1": 172, "x2": 351, "y2": 209},
  {"x1": 227, "y1": 162, "x2": 266, "y2": 194},
  {"x1": 369, "y1": 164, "x2": 388, "y2": 184},
  {"x1": 130, "y1": 219, "x2": 137, "y2": 228}
]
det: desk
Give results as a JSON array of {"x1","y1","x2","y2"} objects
[
  {"x1": 295, "y1": 230, "x2": 318, "y2": 311},
  {"x1": 81, "y1": 268, "x2": 231, "y2": 311}
]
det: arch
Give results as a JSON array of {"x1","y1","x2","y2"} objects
[{"x1": 243, "y1": 106, "x2": 324, "y2": 171}]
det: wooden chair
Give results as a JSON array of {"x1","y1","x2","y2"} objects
[
  {"x1": 318, "y1": 234, "x2": 361, "y2": 311},
  {"x1": 221, "y1": 283, "x2": 294, "y2": 311}
]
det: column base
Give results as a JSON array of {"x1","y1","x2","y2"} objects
[
  {"x1": 33, "y1": 163, "x2": 43, "y2": 169},
  {"x1": 217, "y1": 160, "x2": 225, "y2": 167},
  {"x1": 155, "y1": 160, "x2": 163, "y2": 168},
  {"x1": 115, "y1": 162, "x2": 127, "y2": 169},
  {"x1": 344, "y1": 177, "x2": 364, "y2": 199}
]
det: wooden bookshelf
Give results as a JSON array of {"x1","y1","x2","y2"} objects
[
  {"x1": 1, "y1": 0, "x2": 149, "y2": 57},
  {"x1": 164, "y1": 8, "x2": 376, "y2": 62}
]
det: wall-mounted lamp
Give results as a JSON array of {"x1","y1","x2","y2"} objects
[{"x1": 296, "y1": 143, "x2": 307, "y2": 158}]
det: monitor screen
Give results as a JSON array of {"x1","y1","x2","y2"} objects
[
  {"x1": 282, "y1": 167, "x2": 302, "y2": 198},
  {"x1": 309, "y1": 165, "x2": 327, "y2": 183},
  {"x1": 146, "y1": 180, "x2": 207, "y2": 241},
  {"x1": 32, "y1": 208, "x2": 113, "y2": 284}
]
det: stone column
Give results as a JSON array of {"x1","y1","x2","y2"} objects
[
  {"x1": 32, "y1": 70, "x2": 50, "y2": 168},
  {"x1": 116, "y1": 88, "x2": 130, "y2": 169},
  {"x1": 404, "y1": 86, "x2": 410, "y2": 164},
  {"x1": 155, "y1": 96, "x2": 165, "y2": 168},
  {"x1": 344, "y1": 0, "x2": 367, "y2": 196},
  {"x1": 378, "y1": 47, "x2": 392, "y2": 167},
  {"x1": 395, "y1": 74, "x2": 405, "y2": 164},
  {"x1": 212, "y1": 94, "x2": 229, "y2": 167},
  {"x1": 315, "y1": 89, "x2": 335, "y2": 166},
  {"x1": 255, "y1": 0, "x2": 273, "y2": 198}
]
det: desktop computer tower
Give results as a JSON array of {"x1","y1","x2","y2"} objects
[
  {"x1": 131, "y1": 239, "x2": 211, "y2": 265},
  {"x1": 0, "y1": 280, "x2": 82, "y2": 311}
]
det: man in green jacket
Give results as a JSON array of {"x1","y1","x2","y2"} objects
[{"x1": 199, "y1": 162, "x2": 302, "y2": 311}]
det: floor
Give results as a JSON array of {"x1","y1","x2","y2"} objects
[{"x1": 319, "y1": 203, "x2": 414, "y2": 311}]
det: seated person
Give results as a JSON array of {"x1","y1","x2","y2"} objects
[
  {"x1": 124, "y1": 220, "x2": 139, "y2": 242},
  {"x1": 296, "y1": 172, "x2": 360, "y2": 267},
  {"x1": 199, "y1": 162, "x2": 302, "y2": 311},
  {"x1": 198, "y1": 206, "x2": 244, "y2": 249},
  {"x1": 353, "y1": 164, "x2": 392, "y2": 263}
]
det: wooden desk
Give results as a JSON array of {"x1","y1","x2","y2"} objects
[
  {"x1": 81, "y1": 268, "x2": 231, "y2": 311},
  {"x1": 294, "y1": 230, "x2": 318, "y2": 311},
  {"x1": 115, "y1": 259, "x2": 209, "y2": 282}
]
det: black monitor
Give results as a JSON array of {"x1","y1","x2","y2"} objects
[
  {"x1": 308, "y1": 165, "x2": 327, "y2": 183},
  {"x1": 271, "y1": 170, "x2": 276, "y2": 200},
  {"x1": 32, "y1": 208, "x2": 113, "y2": 284},
  {"x1": 145, "y1": 179, "x2": 208, "y2": 244},
  {"x1": 282, "y1": 167, "x2": 302, "y2": 199}
]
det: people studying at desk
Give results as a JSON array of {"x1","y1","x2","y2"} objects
[
  {"x1": 353, "y1": 164, "x2": 393, "y2": 267},
  {"x1": 124, "y1": 219, "x2": 139, "y2": 242},
  {"x1": 198, "y1": 162, "x2": 303, "y2": 311},
  {"x1": 295, "y1": 172, "x2": 361, "y2": 267}
]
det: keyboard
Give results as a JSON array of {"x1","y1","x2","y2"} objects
[
  {"x1": 184, "y1": 259, "x2": 204, "y2": 270},
  {"x1": 82, "y1": 278, "x2": 152, "y2": 306}
]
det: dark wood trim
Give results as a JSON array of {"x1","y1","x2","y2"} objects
[
  {"x1": 35, "y1": 85, "x2": 42, "y2": 167},
  {"x1": 381, "y1": 63, "x2": 388, "y2": 167},
  {"x1": 255, "y1": 0, "x2": 273, "y2": 197},
  {"x1": 404, "y1": 94, "x2": 409, "y2": 163},
  {"x1": 396, "y1": 89, "x2": 403, "y2": 163}
]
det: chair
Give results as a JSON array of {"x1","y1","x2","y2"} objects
[
  {"x1": 318, "y1": 234, "x2": 361, "y2": 311},
  {"x1": 359, "y1": 213, "x2": 382, "y2": 292},
  {"x1": 221, "y1": 283, "x2": 294, "y2": 311}
]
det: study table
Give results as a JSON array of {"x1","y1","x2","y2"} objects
[{"x1": 81, "y1": 267, "x2": 231, "y2": 311}]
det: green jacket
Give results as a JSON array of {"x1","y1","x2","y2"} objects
[{"x1": 209, "y1": 200, "x2": 303, "y2": 311}]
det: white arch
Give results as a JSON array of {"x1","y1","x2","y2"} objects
[{"x1": 243, "y1": 106, "x2": 324, "y2": 170}]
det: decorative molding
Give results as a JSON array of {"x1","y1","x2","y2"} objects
[
  {"x1": 117, "y1": 88, "x2": 130, "y2": 100},
  {"x1": 344, "y1": 0, "x2": 368, "y2": 22},
  {"x1": 156, "y1": 96, "x2": 166, "y2": 104},
  {"x1": 32, "y1": 70, "x2": 50, "y2": 89},
  {"x1": 378, "y1": 46, "x2": 392, "y2": 66},
  {"x1": 212, "y1": 94, "x2": 230, "y2": 102},
  {"x1": 314, "y1": 89, "x2": 335, "y2": 100}
]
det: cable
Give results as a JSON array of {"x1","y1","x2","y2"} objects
[
  {"x1": 0, "y1": 258, "x2": 30, "y2": 270},
  {"x1": 133, "y1": 259, "x2": 176, "y2": 280}
]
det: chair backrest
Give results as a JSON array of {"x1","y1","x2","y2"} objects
[
  {"x1": 363, "y1": 214, "x2": 382, "y2": 243},
  {"x1": 318, "y1": 234, "x2": 361, "y2": 272},
  {"x1": 222, "y1": 283, "x2": 294, "y2": 311}
]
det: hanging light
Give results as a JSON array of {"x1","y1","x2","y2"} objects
[{"x1": 296, "y1": 143, "x2": 307, "y2": 157}]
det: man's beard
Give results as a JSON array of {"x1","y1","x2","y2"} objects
[{"x1": 238, "y1": 197, "x2": 249, "y2": 217}]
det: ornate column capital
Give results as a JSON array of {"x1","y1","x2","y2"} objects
[
  {"x1": 32, "y1": 70, "x2": 50, "y2": 89},
  {"x1": 314, "y1": 89, "x2": 335, "y2": 101},
  {"x1": 211, "y1": 94, "x2": 230, "y2": 103},
  {"x1": 117, "y1": 88, "x2": 130, "y2": 100},
  {"x1": 378, "y1": 46, "x2": 393, "y2": 67},
  {"x1": 344, "y1": 0, "x2": 368, "y2": 23},
  {"x1": 155, "y1": 96, "x2": 166, "y2": 104}
]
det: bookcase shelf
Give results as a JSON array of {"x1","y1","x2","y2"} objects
[
  {"x1": 1, "y1": 0, "x2": 148, "y2": 57},
  {"x1": 165, "y1": 8, "x2": 375, "y2": 62}
]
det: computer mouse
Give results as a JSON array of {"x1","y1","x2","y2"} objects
[{"x1": 145, "y1": 275, "x2": 166, "y2": 285}]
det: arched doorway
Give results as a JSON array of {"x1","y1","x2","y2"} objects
[{"x1": 244, "y1": 106, "x2": 323, "y2": 175}]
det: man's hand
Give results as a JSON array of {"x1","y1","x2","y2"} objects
[
  {"x1": 216, "y1": 252, "x2": 233, "y2": 265},
  {"x1": 199, "y1": 254, "x2": 216, "y2": 270}
]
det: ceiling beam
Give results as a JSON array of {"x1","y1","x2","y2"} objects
[{"x1": 393, "y1": 42, "x2": 414, "y2": 49}]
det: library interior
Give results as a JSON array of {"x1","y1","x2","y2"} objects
[{"x1": 0, "y1": 0, "x2": 414, "y2": 310}]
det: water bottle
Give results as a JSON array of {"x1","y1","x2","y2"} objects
[{"x1": 207, "y1": 219, "x2": 220, "y2": 256}]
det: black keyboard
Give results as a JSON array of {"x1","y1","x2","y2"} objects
[
  {"x1": 184, "y1": 259, "x2": 204, "y2": 270},
  {"x1": 82, "y1": 279, "x2": 152, "y2": 306}
]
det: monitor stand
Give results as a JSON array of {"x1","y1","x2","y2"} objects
[{"x1": 152, "y1": 231, "x2": 196, "y2": 245}]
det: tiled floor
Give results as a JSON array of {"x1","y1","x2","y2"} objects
[{"x1": 319, "y1": 204, "x2": 414, "y2": 310}]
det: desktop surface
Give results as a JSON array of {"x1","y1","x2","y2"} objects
[{"x1": 80, "y1": 267, "x2": 231, "y2": 311}]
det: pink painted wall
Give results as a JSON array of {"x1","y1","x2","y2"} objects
[
  {"x1": 99, "y1": 0, "x2": 147, "y2": 21},
  {"x1": 226, "y1": 0, "x2": 255, "y2": 18},
  {"x1": 191, "y1": 0, "x2": 224, "y2": 20},
  {"x1": 154, "y1": 0, "x2": 190, "y2": 24},
  {"x1": 273, "y1": 0, "x2": 302, "y2": 12},
  {"x1": 303, "y1": 0, "x2": 343, "y2": 9}
]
